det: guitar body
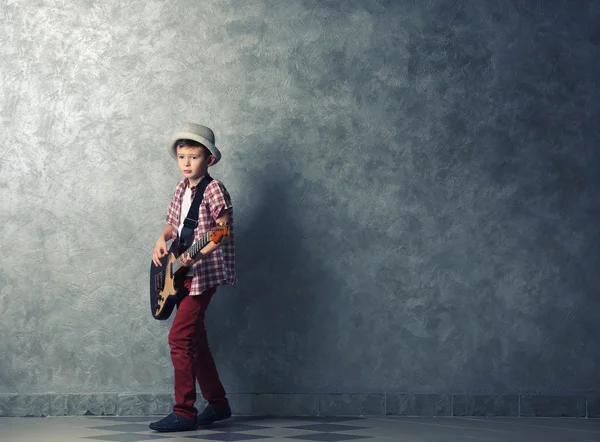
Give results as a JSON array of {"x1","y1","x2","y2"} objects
[
  {"x1": 149, "y1": 226, "x2": 229, "y2": 320},
  {"x1": 149, "y1": 239, "x2": 187, "y2": 320}
]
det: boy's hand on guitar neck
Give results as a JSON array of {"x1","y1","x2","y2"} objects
[
  {"x1": 152, "y1": 225, "x2": 177, "y2": 267},
  {"x1": 177, "y1": 219, "x2": 230, "y2": 268},
  {"x1": 178, "y1": 252, "x2": 199, "y2": 268}
]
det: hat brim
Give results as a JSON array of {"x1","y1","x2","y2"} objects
[{"x1": 167, "y1": 131, "x2": 221, "y2": 165}]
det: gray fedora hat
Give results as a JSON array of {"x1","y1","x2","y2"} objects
[{"x1": 167, "y1": 122, "x2": 222, "y2": 165}]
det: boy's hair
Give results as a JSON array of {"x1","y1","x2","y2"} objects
[{"x1": 175, "y1": 139, "x2": 212, "y2": 159}]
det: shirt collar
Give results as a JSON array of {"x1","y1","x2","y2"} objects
[{"x1": 182, "y1": 175, "x2": 207, "y2": 193}]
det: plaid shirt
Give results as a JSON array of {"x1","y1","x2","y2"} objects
[{"x1": 165, "y1": 177, "x2": 237, "y2": 296}]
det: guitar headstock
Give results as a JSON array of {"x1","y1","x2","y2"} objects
[{"x1": 209, "y1": 225, "x2": 230, "y2": 244}]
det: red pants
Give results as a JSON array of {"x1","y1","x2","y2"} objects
[{"x1": 168, "y1": 279, "x2": 228, "y2": 421}]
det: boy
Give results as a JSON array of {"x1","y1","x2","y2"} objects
[{"x1": 149, "y1": 123, "x2": 236, "y2": 432}]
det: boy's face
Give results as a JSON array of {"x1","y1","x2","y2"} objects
[{"x1": 176, "y1": 145, "x2": 213, "y2": 182}]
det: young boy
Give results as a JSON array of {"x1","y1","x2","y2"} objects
[{"x1": 149, "y1": 123, "x2": 236, "y2": 432}]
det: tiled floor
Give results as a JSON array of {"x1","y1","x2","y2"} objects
[{"x1": 2, "y1": 415, "x2": 600, "y2": 441}]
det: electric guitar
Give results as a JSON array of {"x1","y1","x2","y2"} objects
[{"x1": 149, "y1": 226, "x2": 229, "y2": 320}]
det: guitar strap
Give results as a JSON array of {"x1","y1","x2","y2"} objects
[{"x1": 179, "y1": 175, "x2": 213, "y2": 252}]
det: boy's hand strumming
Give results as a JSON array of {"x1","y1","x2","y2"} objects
[
  {"x1": 152, "y1": 226, "x2": 177, "y2": 267},
  {"x1": 153, "y1": 237, "x2": 169, "y2": 267}
]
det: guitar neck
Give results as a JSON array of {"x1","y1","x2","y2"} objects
[{"x1": 171, "y1": 231, "x2": 211, "y2": 273}]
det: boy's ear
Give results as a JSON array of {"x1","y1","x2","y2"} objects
[{"x1": 207, "y1": 154, "x2": 216, "y2": 167}]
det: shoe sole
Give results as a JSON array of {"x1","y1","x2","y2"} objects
[{"x1": 149, "y1": 424, "x2": 198, "y2": 432}]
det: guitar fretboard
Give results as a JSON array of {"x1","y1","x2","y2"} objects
[{"x1": 170, "y1": 231, "x2": 211, "y2": 274}]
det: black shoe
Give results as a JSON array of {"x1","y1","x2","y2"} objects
[
  {"x1": 149, "y1": 412, "x2": 197, "y2": 432},
  {"x1": 197, "y1": 403, "x2": 232, "y2": 426}
]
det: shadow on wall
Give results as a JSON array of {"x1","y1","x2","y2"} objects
[{"x1": 206, "y1": 163, "x2": 338, "y2": 393}]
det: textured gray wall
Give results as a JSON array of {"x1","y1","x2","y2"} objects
[{"x1": 1, "y1": 0, "x2": 600, "y2": 403}]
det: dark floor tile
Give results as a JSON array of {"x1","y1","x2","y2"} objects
[
  {"x1": 288, "y1": 423, "x2": 369, "y2": 432},
  {"x1": 183, "y1": 433, "x2": 269, "y2": 441},
  {"x1": 287, "y1": 417, "x2": 365, "y2": 423},
  {"x1": 288, "y1": 434, "x2": 368, "y2": 441},
  {"x1": 82, "y1": 433, "x2": 170, "y2": 441},
  {"x1": 203, "y1": 423, "x2": 272, "y2": 432},
  {"x1": 227, "y1": 416, "x2": 274, "y2": 422}
]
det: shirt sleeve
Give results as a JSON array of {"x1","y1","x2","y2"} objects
[
  {"x1": 165, "y1": 183, "x2": 182, "y2": 234},
  {"x1": 205, "y1": 180, "x2": 233, "y2": 221}
]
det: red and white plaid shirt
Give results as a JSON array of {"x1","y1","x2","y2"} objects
[{"x1": 165, "y1": 177, "x2": 237, "y2": 296}]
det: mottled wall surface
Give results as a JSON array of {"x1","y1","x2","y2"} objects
[{"x1": 1, "y1": 0, "x2": 600, "y2": 401}]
